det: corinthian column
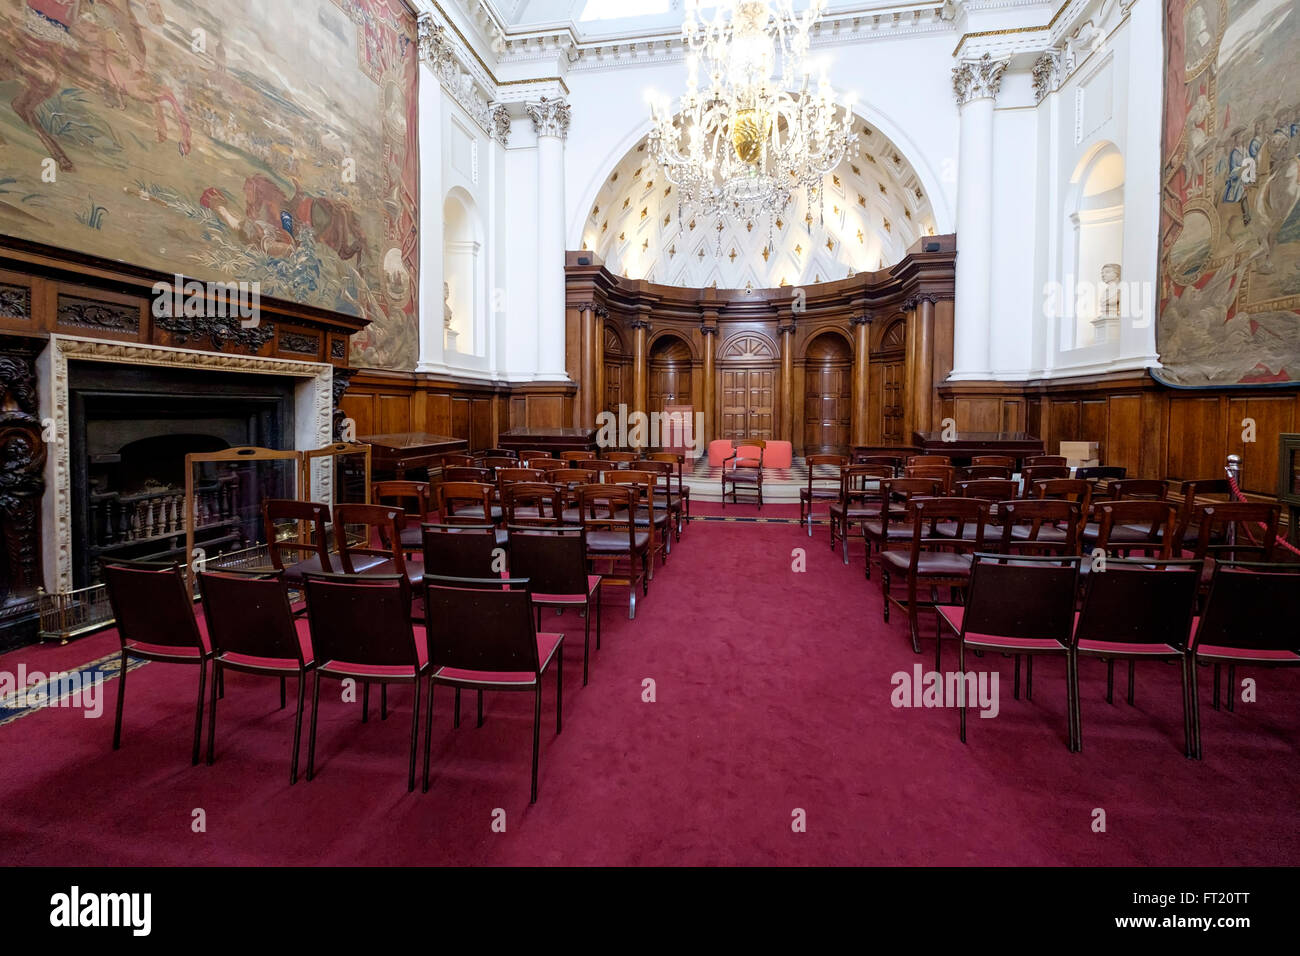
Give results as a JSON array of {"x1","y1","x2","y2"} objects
[
  {"x1": 950, "y1": 53, "x2": 1008, "y2": 381},
  {"x1": 527, "y1": 97, "x2": 571, "y2": 381}
]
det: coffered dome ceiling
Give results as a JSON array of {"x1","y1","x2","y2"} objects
[{"x1": 581, "y1": 117, "x2": 937, "y2": 290}]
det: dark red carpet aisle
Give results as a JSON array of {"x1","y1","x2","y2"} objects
[{"x1": 2, "y1": 505, "x2": 1298, "y2": 866}]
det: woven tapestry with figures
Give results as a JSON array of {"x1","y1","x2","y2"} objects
[{"x1": 1157, "y1": 0, "x2": 1300, "y2": 386}]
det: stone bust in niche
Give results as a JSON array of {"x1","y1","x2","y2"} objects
[
  {"x1": 1099, "y1": 263, "x2": 1122, "y2": 316},
  {"x1": 443, "y1": 281, "x2": 459, "y2": 351}
]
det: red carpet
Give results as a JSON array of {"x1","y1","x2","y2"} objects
[{"x1": 2, "y1": 507, "x2": 1298, "y2": 866}]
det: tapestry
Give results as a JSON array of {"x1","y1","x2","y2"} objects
[
  {"x1": 1157, "y1": 0, "x2": 1300, "y2": 386},
  {"x1": 0, "y1": 0, "x2": 419, "y2": 369}
]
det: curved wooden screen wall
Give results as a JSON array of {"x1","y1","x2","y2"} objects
[{"x1": 565, "y1": 235, "x2": 957, "y2": 455}]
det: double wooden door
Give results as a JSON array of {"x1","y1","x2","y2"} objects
[
  {"x1": 720, "y1": 366, "x2": 775, "y2": 440},
  {"x1": 803, "y1": 363, "x2": 851, "y2": 452}
]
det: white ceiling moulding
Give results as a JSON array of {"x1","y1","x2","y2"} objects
[{"x1": 452, "y1": 0, "x2": 960, "y2": 71}]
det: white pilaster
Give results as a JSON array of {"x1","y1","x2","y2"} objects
[
  {"x1": 949, "y1": 54, "x2": 1008, "y2": 382},
  {"x1": 528, "y1": 97, "x2": 571, "y2": 381},
  {"x1": 415, "y1": 39, "x2": 448, "y2": 375}
]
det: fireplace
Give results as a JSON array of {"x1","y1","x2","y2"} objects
[{"x1": 68, "y1": 363, "x2": 295, "y2": 586}]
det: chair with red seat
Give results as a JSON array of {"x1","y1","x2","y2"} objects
[
  {"x1": 1070, "y1": 559, "x2": 1200, "y2": 754},
  {"x1": 578, "y1": 483, "x2": 649, "y2": 619},
  {"x1": 334, "y1": 503, "x2": 423, "y2": 591},
  {"x1": 861, "y1": 476, "x2": 945, "y2": 580},
  {"x1": 302, "y1": 573, "x2": 427, "y2": 791},
  {"x1": 937, "y1": 553, "x2": 1081, "y2": 747},
  {"x1": 647, "y1": 452, "x2": 691, "y2": 529},
  {"x1": 800, "y1": 454, "x2": 847, "y2": 538},
  {"x1": 607, "y1": 469, "x2": 670, "y2": 572},
  {"x1": 880, "y1": 497, "x2": 989, "y2": 661},
  {"x1": 721, "y1": 439, "x2": 766, "y2": 509},
  {"x1": 1188, "y1": 561, "x2": 1300, "y2": 758},
  {"x1": 830, "y1": 464, "x2": 892, "y2": 563},
  {"x1": 102, "y1": 561, "x2": 212, "y2": 766},
  {"x1": 637, "y1": 459, "x2": 685, "y2": 541},
  {"x1": 197, "y1": 570, "x2": 315, "y2": 783},
  {"x1": 423, "y1": 576, "x2": 564, "y2": 802},
  {"x1": 371, "y1": 481, "x2": 433, "y2": 557},
  {"x1": 508, "y1": 525, "x2": 601, "y2": 685}
]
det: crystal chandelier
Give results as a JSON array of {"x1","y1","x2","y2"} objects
[{"x1": 647, "y1": 0, "x2": 857, "y2": 231}]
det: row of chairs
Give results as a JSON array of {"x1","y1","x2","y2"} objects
[
  {"x1": 103, "y1": 535, "x2": 598, "y2": 800},
  {"x1": 936, "y1": 554, "x2": 1300, "y2": 757}
]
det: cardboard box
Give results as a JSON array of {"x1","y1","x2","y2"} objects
[{"x1": 1060, "y1": 441, "x2": 1100, "y2": 469}]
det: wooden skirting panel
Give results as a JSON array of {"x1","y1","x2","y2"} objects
[
  {"x1": 939, "y1": 371, "x2": 1299, "y2": 495},
  {"x1": 341, "y1": 370, "x2": 575, "y2": 452}
]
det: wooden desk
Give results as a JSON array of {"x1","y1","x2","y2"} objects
[
  {"x1": 911, "y1": 431, "x2": 1045, "y2": 468},
  {"x1": 361, "y1": 432, "x2": 468, "y2": 479},
  {"x1": 497, "y1": 427, "x2": 598, "y2": 455}
]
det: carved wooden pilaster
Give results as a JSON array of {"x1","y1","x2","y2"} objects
[
  {"x1": 0, "y1": 334, "x2": 48, "y2": 638},
  {"x1": 332, "y1": 367, "x2": 357, "y2": 442}
]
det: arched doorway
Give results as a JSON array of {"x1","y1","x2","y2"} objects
[
  {"x1": 718, "y1": 332, "x2": 777, "y2": 440},
  {"x1": 648, "y1": 334, "x2": 692, "y2": 417},
  {"x1": 873, "y1": 318, "x2": 907, "y2": 445},
  {"x1": 803, "y1": 331, "x2": 852, "y2": 452}
]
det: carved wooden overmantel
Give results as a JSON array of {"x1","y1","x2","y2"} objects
[
  {"x1": 0, "y1": 333, "x2": 48, "y2": 645},
  {"x1": 564, "y1": 235, "x2": 957, "y2": 454}
]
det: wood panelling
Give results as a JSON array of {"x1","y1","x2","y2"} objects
[{"x1": 941, "y1": 373, "x2": 1300, "y2": 495}]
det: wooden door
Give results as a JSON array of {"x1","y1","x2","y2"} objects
[
  {"x1": 604, "y1": 360, "x2": 623, "y2": 415},
  {"x1": 721, "y1": 367, "x2": 775, "y2": 440},
  {"x1": 649, "y1": 364, "x2": 691, "y2": 416},
  {"x1": 880, "y1": 360, "x2": 905, "y2": 445},
  {"x1": 803, "y1": 364, "x2": 851, "y2": 451}
]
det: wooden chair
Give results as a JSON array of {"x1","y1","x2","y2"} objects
[
  {"x1": 527, "y1": 458, "x2": 566, "y2": 474},
  {"x1": 1081, "y1": 479, "x2": 1168, "y2": 547},
  {"x1": 264, "y1": 499, "x2": 338, "y2": 587},
  {"x1": 371, "y1": 481, "x2": 433, "y2": 556},
  {"x1": 1025, "y1": 455, "x2": 1068, "y2": 467},
  {"x1": 197, "y1": 570, "x2": 314, "y2": 783},
  {"x1": 801, "y1": 454, "x2": 848, "y2": 537},
  {"x1": 647, "y1": 452, "x2": 691, "y2": 528},
  {"x1": 560, "y1": 450, "x2": 596, "y2": 462},
  {"x1": 442, "y1": 453, "x2": 476, "y2": 468},
  {"x1": 607, "y1": 469, "x2": 669, "y2": 572},
  {"x1": 440, "y1": 481, "x2": 505, "y2": 546},
  {"x1": 508, "y1": 525, "x2": 602, "y2": 685},
  {"x1": 861, "y1": 477, "x2": 945, "y2": 580},
  {"x1": 1174, "y1": 478, "x2": 1234, "y2": 549},
  {"x1": 444, "y1": 465, "x2": 492, "y2": 484},
  {"x1": 830, "y1": 464, "x2": 892, "y2": 564},
  {"x1": 971, "y1": 455, "x2": 1015, "y2": 468},
  {"x1": 880, "y1": 497, "x2": 990, "y2": 660},
  {"x1": 905, "y1": 464, "x2": 956, "y2": 493},
  {"x1": 637, "y1": 459, "x2": 684, "y2": 540},
  {"x1": 519, "y1": 450, "x2": 549, "y2": 462},
  {"x1": 1190, "y1": 502, "x2": 1280, "y2": 592},
  {"x1": 721, "y1": 439, "x2": 766, "y2": 509},
  {"x1": 573, "y1": 459, "x2": 619, "y2": 475},
  {"x1": 936, "y1": 479, "x2": 1018, "y2": 542},
  {"x1": 423, "y1": 576, "x2": 563, "y2": 802},
  {"x1": 303, "y1": 573, "x2": 427, "y2": 791},
  {"x1": 102, "y1": 561, "x2": 212, "y2": 766},
  {"x1": 578, "y1": 483, "x2": 649, "y2": 619},
  {"x1": 503, "y1": 481, "x2": 565, "y2": 526},
  {"x1": 496, "y1": 467, "x2": 545, "y2": 488},
  {"x1": 996, "y1": 499, "x2": 1083, "y2": 557},
  {"x1": 937, "y1": 554, "x2": 1081, "y2": 746},
  {"x1": 603, "y1": 451, "x2": 639, "y2": 465},
  {"x1": 334, "y1": 503, "x2": 423, "y2": 588},
  {"x1": 1188, "y1": 561, "x2": 1300, "y2": 758},
  {"x1": 1090, "y1": 500, "x2": 1178, "y2": 560},
  {"x1": 1071, "y1": 559, "x2": 1201, "y2": 754},
  {"x1": 478, "y1": 448, "x2": 517, "y2": 460},
  {"x1": 1020, "y1": 465, "x2": 1071, "y2": 492},
  {"x1": 959, "y1": 465, "x2": 1013, "y2": 481},
  {"x1": 855, "y1": 452, "x2": 905, "y2": 473},
  {"x1": 906, "y1": 454, "x2": 951, "y2": 467}
]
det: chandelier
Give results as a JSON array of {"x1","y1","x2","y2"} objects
[{"x1": 647, "y1": 0, "x2": 857, "y2": 231}]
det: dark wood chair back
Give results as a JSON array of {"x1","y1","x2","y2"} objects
[
  {"x1": 1107, "y1": 479, "x2": 1169, "y2": 501},
  {"x1": 442, "y1": 454, "x2": 476, "y2": 467},
  {"x1": 303, "y1": 573, "x2": 417, "y2": 668},
  {"x1": 445, "y1": 465, "x2": 492, "y2": 483},
  {"x1": 577, "y1": 483, "x2": 637, "y2": 544},
  {"x1": 971, "y1": 455, "x2": 1016, "y2": 468},
  {"x1": 955, "y1": 478, "x2": 1018, "y2": 502},
  {"x1": 996, "y1": 499, "x2": 1082, "y2": 555},
  {"x1": 264, "y1": 499, "x2": 333, "y2": 574},
  {"x1": 906, "y1": 454, "x2": 951, "y2": 467},
  {"x1": 1074, "y1": 559, "x2": 1200, "y2": 651},
  {"x1": 909, "y1": 497, "x2": 990, "y2": 555},
  {"x1": 603, "y1": 451, "x2": 639, "y2": 463},
  {"x1": 1193, "y1": 502, "x2": 1280, "y2": 564},
  {"x1": 525, "y1": 458, "x2": 565, "y2": 472},
  {"x1": 425, "y1": 576, "x2": 540, "y2": 675},
  {"x1": 506, "y1": 526, "x2": 587, "y2": 597},
  {"x1": 421, "y1": 523, "x2": 502, "y2": 581},
  {"x1": 102, "y1": 561, "x2": 204, "y2": 653},
  {"x1": 962, "y1": 554, "x2": 1079, "y2": 641},
  {"x1": 853, "y1": 454, "x2": 899, "y2": 475},
  {"x1": 519, "y1": 450, "x2": 549, "y2": 462},
  {"x1": 1030, "y1": 477, "x2": 1092, "y2": 515},
  {"x1": 496, "y1": 467, "x2": 545, "y2": 486},
  {"x1": 1193, "y1": 562, "x2": 1300, "y2": 653},
  {"x1": 440, "y1": 481, "x2": 496, "y2": 525},
  {"x1": 503, "y1": 482, "x2": 564, "y2": 526},
  {"x1": 478, "y1": 448, "x2": 518, "y2": 460},
  {"x1": 904, "y1": 464, "x2": 955, "y2": 493},
  {"x1": 372, "y1": 481, "x2": 432, "y2": 527},
  {"x1": 960, "y1": 465, "x2": 1013, "y2": 481},
  {"x1": 561, "y1": 450, "x2": 596, "y2": 461},
  {"x1": 574, "y1": 459, "x2": 619, "y2": 474},
  {"x1": 1094, "y1": 501, "x2": 1179, "y2": 558},
  {"x1": 1025, "y1": 455, "x2": 1068, "y2": 467},
  {"x1": 197, "y1": 570, "x2": 302, "y2": 662},
  {"x1": 334, "y1": 503, "x2": 406, "y2": 575},
  {"x1": 1021, "y1": 465, "x2": 1071, "y2": 490}
]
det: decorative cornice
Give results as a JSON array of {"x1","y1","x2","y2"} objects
[
  {"x1": 419, "y1": 14, "x2": 496, "y2": 138},
  {"x1": 526, "y1": 96, "x2": 570, "y2": 140},
  {"x1": 952, "y1": 53, "x2": 1010, "y2": 107}
]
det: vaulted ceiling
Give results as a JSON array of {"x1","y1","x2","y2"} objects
[{"x1": 581, "y1": 117, "x2": 937, "y2": 290}]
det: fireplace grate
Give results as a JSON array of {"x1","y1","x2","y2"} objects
[{"x1": 37, "y1": 584, "x2": 115, "y2": 645}]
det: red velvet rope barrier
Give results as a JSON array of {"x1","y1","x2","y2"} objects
[{"x1": 1224, "y1": 468, "x2": 1300, "y2": 557}]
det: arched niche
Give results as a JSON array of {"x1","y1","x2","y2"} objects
[
  {"x1": 1063, "y1": 141, "x2": 1125, "y2": 352},
  {"x1": 648, "y1": 332, "x2": 694, "y2": 417},
  {"x1": 802, "y1": 330, "x2": 853, "y2": 452},
  {"x1": 443, "y1": 188, "x2": 483, "y2": 357}
]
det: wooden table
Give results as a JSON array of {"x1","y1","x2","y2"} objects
[
  {"x1": 497, "y1": 427, "x2": 599, "y2": 455},
  {"x1": 361, "y1": 432, "x2": 468, "y2": 479},
  {"x1": 911, "y1": 431, "x2": 1045, "y2": 468}
]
